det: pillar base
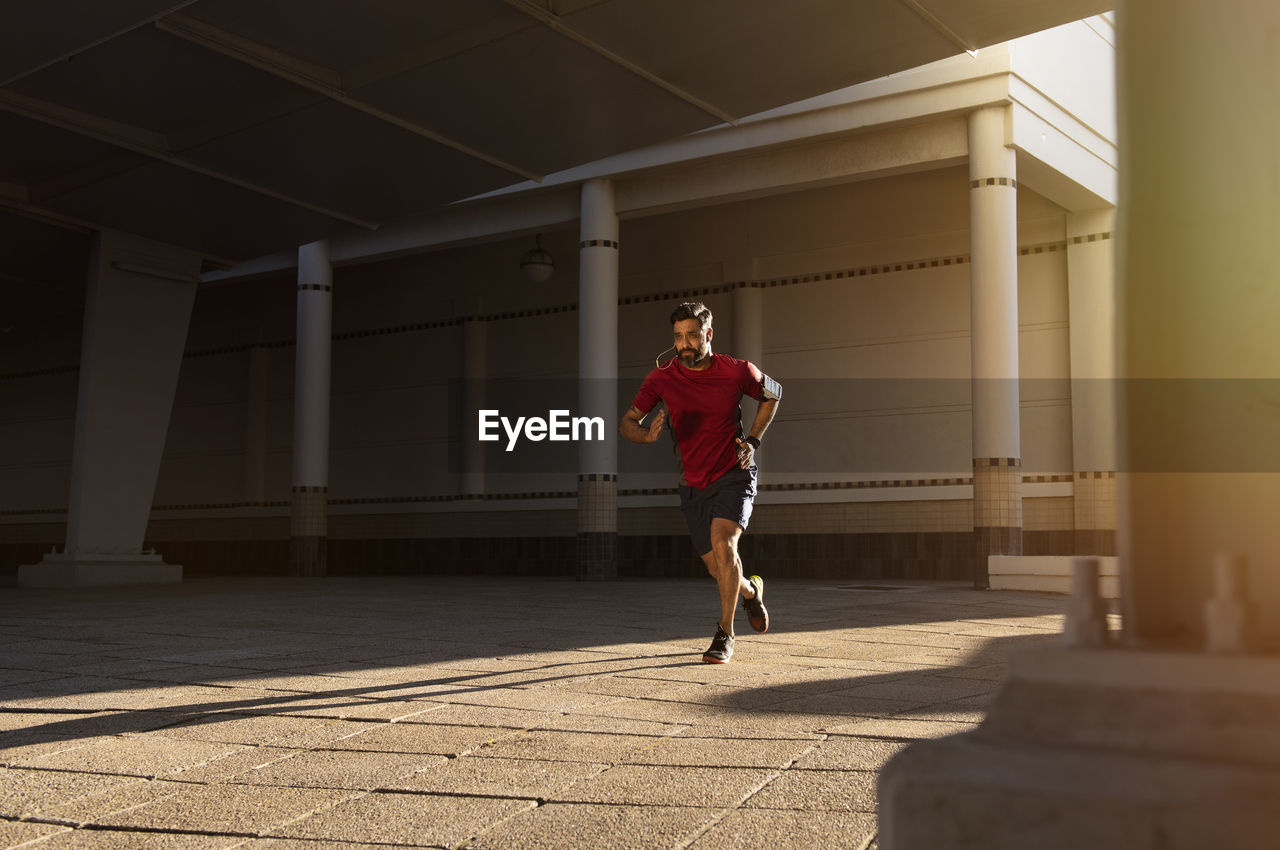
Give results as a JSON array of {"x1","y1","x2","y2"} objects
[
  {"x1": 19, "y1": 552, "x2": 181, "y2": 587},
  {"x1": 880, "y1": 647, "x2": 1280, "y2": 848}
]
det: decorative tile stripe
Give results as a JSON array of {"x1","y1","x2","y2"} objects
[
  {"x1": 297, "y1": 284, "x2": 332, "y2": 292},
  {"x1": 578, "y1": 473, "x2": 618, "y2": 482},
  {"x1": 291, "y1": 485, "x2": 328, "y2": 494},
  {"x1": 969, "y1": 177, "x2": 1018, "y2": 188},
  {"x1": 1070, "y1": 232, "x2": 1112, "y2": 244},
  {"x1": 333, "y1": 317, "x2": 466, "y2": 342},
  {"x1": 580, "y1": 239, "x2": 619, "y2": 249},
  {"x1": 1077, "y1": 471, "x2": 1117, "y2": 479},
  {"x1": 0, "y1": 366, "x2": 79, "y2": 381},
  {"x1": 0, "y1": 233, "x2": 1105, "y2": 382},
  {"x1": 472, "y1": 305, "x2": 577, "y2": 323},
  {"x1": 1023, "y1": 474, "x2": 1074, "y2": 484},
  {"x1": 2, "y1": 475, "x2": 999, "y2": 516},
  {"x1": 618, "y1": 284, "x2": 738, "y2": 306},
  {"x1": 978, "y1": 457, "x2": 1022, "y2": 467},
  {"x1": 1018, "y1": 242, "x2": 1067, "y2": 256},
  {"x1": 0, "y1": 506, "x2": 70, "y2": 516}
]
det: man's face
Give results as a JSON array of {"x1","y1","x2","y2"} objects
[{"x1": 672, "y1": 317, "x2": 711, "y2": 367}]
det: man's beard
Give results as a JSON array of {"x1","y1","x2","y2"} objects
[{"x1": 679, "y1": 347, "x2": 706, "y2": 366}]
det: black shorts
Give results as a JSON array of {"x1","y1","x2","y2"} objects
[{"x1": 679, "y1": 465, "x2": 758, "y2": 557}]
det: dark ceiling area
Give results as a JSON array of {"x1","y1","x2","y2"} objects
[{"x1": 0, "y1": 0, "x2": 1110, "y2": 337}]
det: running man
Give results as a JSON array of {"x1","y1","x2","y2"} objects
[{"x1": 619, "y1": 301, "x2": 781, "y2": 663}]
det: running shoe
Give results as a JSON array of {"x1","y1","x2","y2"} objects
[
  {"x1": 742, "y1": 574, "x2": 769, "y2": 633},
  {"x1": 702, "y1": 625, "x2": 734, "y2": 663}
]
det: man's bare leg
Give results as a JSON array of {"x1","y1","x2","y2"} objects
[{"x1": 704, "y1": 517, "x2": 754, "y2": 635}]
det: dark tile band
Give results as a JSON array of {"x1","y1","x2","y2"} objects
[
  {"x1": 1070, "y1": 232, "x2": 1112, "y2": 244},
  {"x1": 976, "y1": 457, "x2": 1022, "y2": 467},
  {"x1": 580, "y1": 239, "x2": 619, "y2": 249},
  {"x1": 969, "y1": 177, "x2": 1018, "y2": 188},
  {"x1": 298, "y1": 284, "x2": 332, "y2": 292}
]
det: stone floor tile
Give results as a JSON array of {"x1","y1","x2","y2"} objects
[
  {"x1": 0, "y1": 767, "x2": 145, "y2": 818},
  {"x1": 0, "y1": 818, "x2": 71, "y2": 846},
  {"x1": 390, "y1": 754, "x2": 607, "y2": 798},
  {"x1": 28, "y1": 827, "x2": 247, "y2": 848},
  {"x1": 230, "y1": 748, "x2": 447, "y2": 790},
  {"x1": 548, "y1": 764, "x2": 776, "y2": 808},
  {"x1": 689, "y1": 808, "x2": 877, "y2": 849},
  {"x1": 92, "y1": 783, "x2": 356, "y2": 835},
  {"x1": 397, "y1": 702, "x2": 559, "y2": 729},
  {"x1": 463, "y1": 802, "x2": 719, "y2": 850},
  {"x1": 324, "y1": 722, "x2": 515, "y2": 756},
  {"x1": 166, "y1": 746, "x2": 299, "y2": 784},
  {"x1": 418, "y1": 685, "x2": 619, "y2": 713},
  {"x1": 790, "y1": 736, "x2": 907, "y2": 772},
  {"x1": 470, "y1": 729, "x2": 668, "y2": 764},
  {"x1": 244, "y1": 839, "x2": 432, "y2": 849},
  {"x1": 15, "y1": 736, "x2": 247, "y2": 777},
  {"x1": 266, "y1": 790, "x2": 533, "y2": 846},
  {"x1": 538, "y1": 710, "x2": 688, "y2": 737},
  {"x1": 41, "y1": 778, "x2": 193, "y2": 823},
  {"x1": 144, "y1": 716, "x2": 376, "y2": 749},
  {"x1": 623, "y1": 735, "x2": 817, "y2": 769},
  {"x1": 760, "y1": 692, "x2": 924, "y2": 719},
  {"x1": 641, "y1": 683, "x2": 802, "y2": 712},
  {"x1": 824, "y1": 716, "x2": 981, "y2": 740},
  {"x1": 744, "y1": 768, "x2": 879, "y2": 812}
]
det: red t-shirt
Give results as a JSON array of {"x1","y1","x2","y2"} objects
[{"x1": 631, "y1": 353, "x2": 766, "y2": 489}]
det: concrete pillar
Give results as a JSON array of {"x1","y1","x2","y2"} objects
[
  {"x1": 732, "y1": 284, "x2": 764, "y2": 367},
  {"x1": 1117, "y1": 0, "x2": 1280, "y2": 648},
  {"x1": 461, "y1": 315, "x2": 486, "y2": 498},
  {"x1": 1066, "y1": 209, "x2": 1117, "y2": 555},
  {"x1": 577, "y1": 179, "x2": 618, "y2": 580},
  {"x1": 968, "y1": 104, "x2": 1022, "y2": 587},
  {"x1": 244, "y1": 345, "x2": 269, "y2": 505},
  {"x1": 290, "y1": 240, "x2": 331, "y2": 577},
  {"x1": 881, "y1": 4, "x2": 1280, "y2": 847},
  {"x1": 19, "y1": 230, "x2": 201, "y2": 587}
]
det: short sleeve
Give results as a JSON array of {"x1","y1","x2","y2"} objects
[
  {"x1": 739, "y1": 360, "x2": 765, "y2": 400},
  {"x1": 631, "y1": 370, "x2": 662, "y2": 414}
]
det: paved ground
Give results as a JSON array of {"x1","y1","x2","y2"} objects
[{"x1": 0, "y1": 576, "x2": 1071, "y2": 849}]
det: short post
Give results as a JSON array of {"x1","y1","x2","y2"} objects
[
  {"x1": 1063, "y1": 556, "x2": 1107, "y2": 648},
  {"x1": 1205, "y1": 553, "x2": 1253, "y2": 653}
]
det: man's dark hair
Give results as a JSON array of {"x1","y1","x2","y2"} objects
[{"x1": 670, "y1": 301, "x2": 712, "y2": 330}]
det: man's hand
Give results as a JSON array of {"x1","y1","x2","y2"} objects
[
  {"x1": 735, "y1": 436, "x2": 755, "y2": 469},
  {"x1": 644, "y1": 408, "x2": 666, "y2": 443},
  {"x1": 620, "y1": 406, "x2": 665, "y2": 445}
]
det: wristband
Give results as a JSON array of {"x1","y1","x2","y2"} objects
[{"x1": 744, "y1": 436, "x2": 761, "y2": 450}]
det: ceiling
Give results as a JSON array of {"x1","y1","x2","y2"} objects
[{"x1": 0, "y1": 0, "x2": 1109, "y2": 304}]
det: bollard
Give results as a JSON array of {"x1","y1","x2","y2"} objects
[
  {"x1": 1063, "y1": 556, "x2": 1108, "y2": 648},
  {"x1": 1205, "y1": 553, "x2": 1253, "y2": 653}
]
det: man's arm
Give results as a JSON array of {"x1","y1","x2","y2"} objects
[
  {"x1": 735, "y1": 398, "x2": 778, "y2": 468},
  {"x1": 619, "y1": 405, "x2": 666, "y2": 444}
]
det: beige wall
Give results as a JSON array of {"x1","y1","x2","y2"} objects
[{"x1": 0, "y1": 165, "x2": 1088, "y2": 542}]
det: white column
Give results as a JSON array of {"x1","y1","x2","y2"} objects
[
  {"x1": 243, "y1": 345, "x2": 269, "y2": 505},
  {"x1": 1066, "y1": 209, "x2": 1117, "y2": 555},
  {"x1": 461, "y1": 316, "x2": 486, "y2": 497},
  {"x1": 291, "y1": 240, "x2": 332, "y2": 577},
  {"x1": 577, "y1": 178, "x2": 619, "y2": 580},
  {"x1": 19, "y1": 230, "x2": 201, "y2": 587},
  {"x1": 732, "y1": 284, "x2": 764, "y2": 367},
  {"x1": 968, "y1": 104, "x2": 1022, "y2": 587}
]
